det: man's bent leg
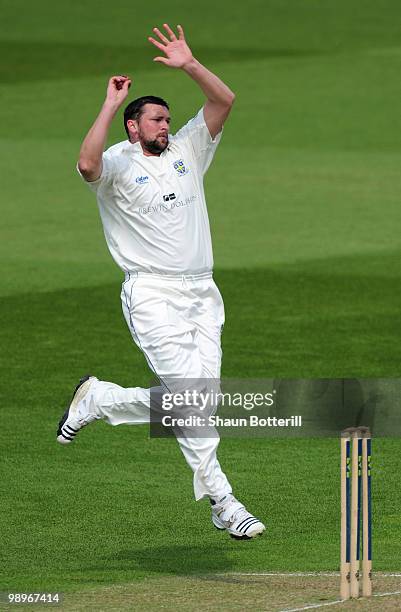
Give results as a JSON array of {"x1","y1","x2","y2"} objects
[
  {"x1": 121, "y1": 276, "x2": 233, "y2": 501},
  {"x1": 91, "y1": 380, "x2": 153, "y2": 426},
  {"x1": 56, "y1": 376, "x2": 155, "y2": 444},
  {"x1": 176, "y1": 433, "x2": 232, "y2": 501}
]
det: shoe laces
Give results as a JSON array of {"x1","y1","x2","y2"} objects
[
  {"x1": 230, "y1": 506, "x2": 252, "y2": 524},
  {"x1": 216, "y1": 496, "x2": 248, "y2": 524}
]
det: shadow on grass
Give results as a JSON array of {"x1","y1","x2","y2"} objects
[{"x1": 100, "y1": 544, "x2": 237, "y2": 576}]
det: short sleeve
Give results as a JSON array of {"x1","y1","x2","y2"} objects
[
  {"x1": 76, "y1": 152, "x2": 117, "y2": 192},
  {"x1": 173, "y1": 108, "x2": 222, "y2": 175}
]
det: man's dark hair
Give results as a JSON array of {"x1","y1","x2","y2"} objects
[{"x1": 124, "y1": 96, "x2": 169, "y2": 138}]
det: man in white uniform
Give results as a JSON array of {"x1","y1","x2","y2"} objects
[{"x1": 56, "y1": 24, "x2": 265, "y2": 539}]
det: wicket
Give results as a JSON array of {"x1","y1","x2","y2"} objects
[{"x1": 340, "y1": 427, "x2": 372, "y2": 600}]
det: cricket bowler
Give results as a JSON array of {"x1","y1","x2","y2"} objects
[{"x1": 56, "y1": 24, "x2": 265, "y2": 539}]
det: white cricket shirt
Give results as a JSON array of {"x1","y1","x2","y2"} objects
[{"x1": 79, "y1": 108, "x2": 222, "y2": 275}]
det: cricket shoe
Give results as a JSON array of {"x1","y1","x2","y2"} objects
[
  {"x1": 57, "y1": 375, "x2": 100, "y2": 444},
  {"x1": 211, "y1": 494, "x2": 266, "y2": 539}
]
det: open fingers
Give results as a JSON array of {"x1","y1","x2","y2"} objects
[
  {"x1": 148, "y1": 37, "x2": 165, "y2": 52},
  {"x1": 177, "y1": 24, "x2": 185, "y2": 40},
  {"x1": 152, "y1": 27, "x2": 169, "y2": 45},
  {"x1": 163, "y1": 23, "x2": 177, "y2": 41}
]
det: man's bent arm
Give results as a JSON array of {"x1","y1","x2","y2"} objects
[
  {"x1": 182, "y1": 59, "x2": 235, "y2": 139},
  {"x1": 78, "y1": 76, "x2": 131, "y2": 182},
  {"x1": 149, "y1": 24, "x2": 235, "y2": 139}
]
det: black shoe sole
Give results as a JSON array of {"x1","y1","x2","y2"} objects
[
  {"x1": 214, "y1": 523, "x2": 261, "y2": 540},
  {"x1": 56, "y1": 374, "x2": 92, "y2": 438},
  {"x1": 230, "y1": 531, "x2": 264, "y2": 540}
]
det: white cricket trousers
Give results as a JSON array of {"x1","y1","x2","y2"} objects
[{"x1": 91, "y1": 271, "x2": 233, "y2": 501}]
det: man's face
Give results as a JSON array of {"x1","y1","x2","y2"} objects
[{"x1": 136, "y1": 104, "x2": 171, "y2": 155}]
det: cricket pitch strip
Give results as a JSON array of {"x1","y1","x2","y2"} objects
[{"x1": 8, "y1": 572, "x2": 401, "y2": 611}]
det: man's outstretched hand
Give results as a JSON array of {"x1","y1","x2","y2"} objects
[
  {"x1": 105, "y1": 75, "x2": 132, "y2": 108},
  {"x1": 148, "y1": 24, "x2": 194, "y2": 69}
]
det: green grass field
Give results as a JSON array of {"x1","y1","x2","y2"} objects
[{"x1": 1, "y1": 1, "x2": 401, "y2": 610}]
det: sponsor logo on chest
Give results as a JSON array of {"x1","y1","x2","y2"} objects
[
  {"x1": 163, "y1": 193, "x2": 176, "y2": 202},
  {"x1": 135, "y1": 175, "x2": 149, "y2": 185}
]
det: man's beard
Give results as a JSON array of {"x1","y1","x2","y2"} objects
[{"x1": 142, "y1": 136, "x2": 168, "y2": 155}]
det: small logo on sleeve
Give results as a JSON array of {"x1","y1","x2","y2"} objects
[
  {"x1": 135, "y1": 175, "x2": 149, "y2": 184},
  {"x1": 173, "y1": 159, "x2": 189, "y2": 176}
]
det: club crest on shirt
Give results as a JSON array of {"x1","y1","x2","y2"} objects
[{"x1": 173, "y1": 159, "x2": 189, "y2": 176}]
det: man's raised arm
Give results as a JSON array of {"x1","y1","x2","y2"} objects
[
  {"x1": 78, "y1": 75, "x2": 132, "y2": 182},
  {"x1": 149, "y1": 24, "x2": 235, "y2": 139}
]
